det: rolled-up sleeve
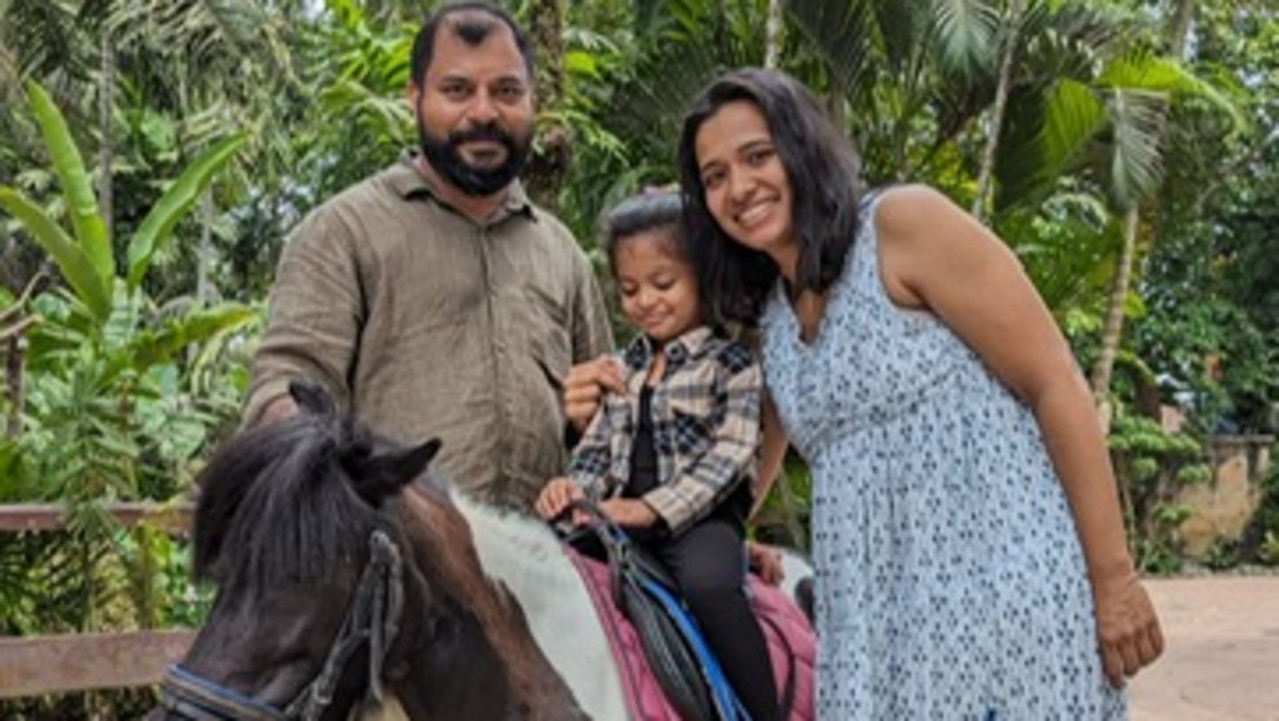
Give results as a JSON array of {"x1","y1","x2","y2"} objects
[
  {"x1": 243, "y1": 209, "x2": 364, "y2": 427},
  {"x1": 571, "y1": 250, "x2": 614, "y2": 363},
  {"x1": 643, "y1": 355, "x2": 762, "y2": 535}
]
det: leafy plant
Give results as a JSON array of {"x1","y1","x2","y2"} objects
[
  {"x1": 0, "y1": 79, "x2": 254, "y2": 675},
  {"x1": 1108, "y1": 412, "x2": 1211, "y2": 574}
]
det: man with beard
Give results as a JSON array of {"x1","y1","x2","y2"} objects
[{"x1": 244, "y1": 1, "x2": 613, "y2": 510}]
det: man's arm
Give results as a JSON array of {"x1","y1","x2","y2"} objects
[
  {"x1": 569, "y1": 246, "x2": 615, "y2": 364},
  {"x1": 243, "y1": 209, "x2": 364, "y2": 427}
]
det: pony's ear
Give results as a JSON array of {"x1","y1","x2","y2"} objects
[
  {"x1": 289, "y1": 379, "x2": 337, "y2": 417},
  {"x1": 349, "y1": 438, "x2": 443, "y2": 506}
]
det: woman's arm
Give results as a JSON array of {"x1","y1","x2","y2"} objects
[
  {"x1": 875, "y1": 184, "x2": 1163, "y2": 687},
  {"x1": 750, "y1": 393, "x2": 789, "y2": 521}
]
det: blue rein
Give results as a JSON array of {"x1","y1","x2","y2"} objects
[{"x1": 160, "y1": 528, "x2": 405, "y2": 720}]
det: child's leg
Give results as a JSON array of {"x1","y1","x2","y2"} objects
[{"x1": 653, "y1": 517, "x2": 779, "y2": 721}]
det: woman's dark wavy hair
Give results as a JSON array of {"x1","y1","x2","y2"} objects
[{"x1": 678, "y1": 67, "x2": 862, "y2": 326}]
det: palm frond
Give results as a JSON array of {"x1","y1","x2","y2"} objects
[
  {"x1": 1104, "y1": 86, "x2": 1167, "y2": 210},
  {"x1": 786, "y1": 0, "x2": 878, "y2": 95},
  {"x1": 930, "y1": 0, "x2": 1001, "y2": 80}
]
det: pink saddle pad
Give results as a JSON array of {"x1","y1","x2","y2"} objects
[{"x1": 566, "y1": 548, "x2": 816, "y2": 721}]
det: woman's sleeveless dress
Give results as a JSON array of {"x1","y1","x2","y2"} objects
[{"x1": 760, "y1": 195, "x2": 1126, "y2": 719}]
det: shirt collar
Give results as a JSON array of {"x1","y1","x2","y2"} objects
[
  {"x1": 388, "y1": 150, "x2": 537, "y2": 220},
  {"x1": 621, "y1": 326, "x2": 717, "y2": 372}
]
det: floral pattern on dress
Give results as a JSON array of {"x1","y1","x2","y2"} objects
[{"x1": 760, "y1": 194, "x2": 1127, "y2": 720}]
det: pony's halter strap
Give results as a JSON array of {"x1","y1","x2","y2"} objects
[{"x1": 159, "y1": 528, "x2": 406, "y2": 721}]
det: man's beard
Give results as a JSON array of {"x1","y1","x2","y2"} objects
[{"x1": 418, "y1": 117, "x2": 531, "y2": 198}]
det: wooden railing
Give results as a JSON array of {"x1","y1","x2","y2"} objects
[{"x1": 0, "y1": 502, "x2": 197, "y2": 699}]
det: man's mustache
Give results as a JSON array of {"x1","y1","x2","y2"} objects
[{"x1": 451, "y1": 123, "x2": 514, "y2": 146}]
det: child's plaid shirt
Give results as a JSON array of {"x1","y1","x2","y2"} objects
[{"x1": 567, "y1": 326, "x2": 762, "y2": 535}]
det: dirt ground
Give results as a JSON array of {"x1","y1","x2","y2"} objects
[{"x1": 1130, "y1": 575, "x2": 1279, "y2": 721}]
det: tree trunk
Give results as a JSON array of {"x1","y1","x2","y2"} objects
[
  {"x1": 1167, "y1": 0, "x2": 1195, "y2": 58},
  {"x1": 971, "y1": 0, "x2": 1024, "y2": 221},
  {"x1": 1091, "y1": 2, "x2": 1193, "y2": 431},
  {"x1": 765, "y1": 0, "x2": 784, "y2": 69},
  {"x1": 196, "y1": 193, "x2": 215, "y2": 303},
  {"x1": 1090, "y1": 206, "x2": 1140, "y2": 433},
  {"x1": 97, "y1": 28, "x2": 115, "y2": 237},
  {"x1": 525, "y1": 0, "x2": 568, "y2": 212},
  {"x1": 4, "y1": 335, "x2": 24, "y2": 439}
]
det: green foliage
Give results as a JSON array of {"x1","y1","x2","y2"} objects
[
  {"x1": 1108, "y1": 412, "x2": 1210, "y2": 574},
  {"x1": 753, "y1": 451, "x2": 814, "y2": 552},
  {"x1": 1240, "y1": 449, "x2": 1279, "y2": 566},
  {"x1": 125, "y1": 135, "x2": 250, "y2": 289},
  {"x1": 0, "y1": 10, "x2": 1273, "y2": 714},
  {"x1": 1259, "y1": 532, "x2": 1279, "y2": 567},
  {"x1": 0, "y1": 77, "x2": 253, "y2": 711}
]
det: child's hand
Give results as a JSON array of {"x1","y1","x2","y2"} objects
[
  {"x1": 563, "y1": 355, "x2": 625, "y2": 431},
  {"x1": 599, "y1": 498, "x2": 658, "y2": 529},
  {"x1": 535, "y1": 477, "x2": 584, "y2": 521}
]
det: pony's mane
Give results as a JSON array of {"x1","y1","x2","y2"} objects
[
  {"x1": 453, "y1": 493, "x2": 582, "y2": 590},
  {"x1": 192, "y1": 412, "x2": 383, "y2": 595}
]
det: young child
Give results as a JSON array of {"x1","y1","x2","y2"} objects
[{"x1": 535, "y1": 191, "x2": 779, "y2": 721}]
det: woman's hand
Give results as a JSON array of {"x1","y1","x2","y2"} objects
[
  {"x1": 534, "y1": 477, "x2": 585, "y2": 521},
  {"x1": 747, "y1": 540, "x2": 785, "y2": 586},
  {"x1": 1093, "y1": 571, "x2": 1164, "y2": 688},
  {"x1": 563, "y1": 355, "x2": 626, "y2": 431},
  {"x1": 598, "y1": 498, "x2": 659, "y2": 529}
]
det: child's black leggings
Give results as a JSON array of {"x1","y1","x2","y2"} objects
[{"x1": 641, "y1": 516, "x2": 780, "y2": 721}]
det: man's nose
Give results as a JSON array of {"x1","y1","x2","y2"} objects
[{"x1": 468, "y1": 89, "x2": 499, "y2": 124}]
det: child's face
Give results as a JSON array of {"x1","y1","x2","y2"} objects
[{"x1": 614, "y1": 230, "x2": 702, "y2": 345}]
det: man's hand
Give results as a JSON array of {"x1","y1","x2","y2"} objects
[
  {"x1": 563, "y1": 355, "x2": 626, "y2": 431},
  {"x1": 258, "y1": 395, "x2": 299, "y2": 426}
]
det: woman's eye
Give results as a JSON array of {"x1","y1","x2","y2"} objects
[
  {"x1": 747, "y1": 148, "x2": 773, "y2": 165},
  {"x1": 702, "y1": 170, "x2": 725, "y2": 190}
]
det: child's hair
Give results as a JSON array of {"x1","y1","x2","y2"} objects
[{"x1": 599, "y1": 191, "x2": 689, "y2": 276}]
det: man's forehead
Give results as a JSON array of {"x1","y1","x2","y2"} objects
[{"x1": 427, "y1": 15, "x2": 527, "y2": 82}]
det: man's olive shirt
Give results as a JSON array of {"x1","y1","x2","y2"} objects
[{"x1": 245, "y1": 156, "x2": 614, "y2": 509}]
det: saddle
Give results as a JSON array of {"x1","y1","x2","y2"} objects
[{"x1": 562, "y1": 501, "x2": 814, "y2": 721}]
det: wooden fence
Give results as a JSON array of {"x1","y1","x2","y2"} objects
[{"x1": 0, "y1": 503, "x2": 196, "y2": 699}]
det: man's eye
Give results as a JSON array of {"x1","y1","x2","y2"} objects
[{"x1": 495, "y1": 84, "x2": 525, "y2": 101}]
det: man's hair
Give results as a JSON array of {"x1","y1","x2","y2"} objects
[
  {"x1": 677, "y1": 67, "x2": 863, "y2": 326},
  {"x1": 410, "y1": 2, "x2": 535, "y2": 87}
]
